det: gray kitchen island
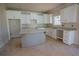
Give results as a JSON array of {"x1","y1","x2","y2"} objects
[{"x1": 20, "y1": 28, "x2": 46, "y2": 48}]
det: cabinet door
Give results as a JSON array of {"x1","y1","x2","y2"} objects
[
  {"x1": 63, "y1": 31, "x2": 76, "y2": 45},
  {"x1": 46, "y1": 28, "x2": 52, "y2": 36},
  {"x1": 52, "y1": 29, "x2": 57, "y2": 39},
  {"x1": 63, "y1": 31, "x2": 69, "y2": 44},
  {"x1": 43, "y1": 14, "x2": 50, "y2": 24},
  {"x1": 46, "y1": 28, "x2": 57, "y2": 39},
  {"x1": 21, "y1": 12, "x2": 31, "y2": 24},
  {"x1": 31, "y1": 12, "x2": 38, "y2": 20},
  {"x1": 60, "y1": 9, "x2": 65, "y2": 23},
  {"x1": 7, "y1": 10, "x2": 21, "y2": 19},
  {"x1": 30, "y1": 12, "x2": 39, "y2": 24},
  {"x1": 60, "y1": 4, "x2": 77, "y2": 23},
  {"x1": 13, "y1": 11, "x2": 21, "y2": 19}
]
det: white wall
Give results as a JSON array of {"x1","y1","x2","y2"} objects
[{"x1": 0, "y1": 4, "x2": 9, "y2": 48}]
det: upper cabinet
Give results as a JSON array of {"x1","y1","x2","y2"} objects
[
  {"x1": 60, "y1": 4, "x2": 78, "y2": 23},
  {"x1": 21, "y1": 11, "x2": 50, "y2": 24},
  {"x1": 7, "y1": 10, "x2": 50, "y2": 24},
  {"x1": 21, "y1": 12, "x2": 45, "y2": 24},
  {"x1": 43, "y1": 14, "x2": 50, "y2": 24},
  {"x1": 7, "y1": 10, "x2": 21, "y2": 19},
  {"x1": 21, "y1": 11, "x2": 31, "y2": 24},
  {"x1": 36, "y1": 13, "x2": 50, "y2": 24},
  {"x1": 31, "y1": 12, "x2": 44, "y2": 24}
]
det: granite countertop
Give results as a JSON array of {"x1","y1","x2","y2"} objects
[
  {"x1": 20, "y1": 28, "x2": 46, "y2": 35},
  {"x1": 36, "y1": 24, "x2": 77, "y2": 30},
  {"x1": 52, "y1": 27, "x2": 76, "y2": 30},
  {"x1": 22, "y1": 24, "x2": 77, "y2": 31},
  {"x1": 36, "y1": 26, "x2": 76, "y2": 30}
]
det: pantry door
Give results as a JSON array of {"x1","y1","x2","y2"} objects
[{"x1": 9, "y1": 19, "x2": 20, "y2": 37}]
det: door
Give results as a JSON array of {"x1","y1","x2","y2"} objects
[{"x1": 9, "y1": 19, "x2": 20, "y2": 37}]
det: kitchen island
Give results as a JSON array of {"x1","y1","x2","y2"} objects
[{"x1": 20, "y1": 28, "x2": 46, "y2": 48}]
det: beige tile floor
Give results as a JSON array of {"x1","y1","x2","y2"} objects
[{"x1": 0, "y1": 36, "x2": 79, "y2": 56}]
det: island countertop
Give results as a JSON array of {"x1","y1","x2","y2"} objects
[{"x1": 20, "y1": 28, "x2": 46, "y2": 35}]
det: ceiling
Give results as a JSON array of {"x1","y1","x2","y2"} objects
[{"x1": 5, "y1": 3, "x2": 63, "y2": 12}]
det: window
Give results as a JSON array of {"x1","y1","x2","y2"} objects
[{"x1": 53, "y1": 16, "x2": 61, "y2": 25}]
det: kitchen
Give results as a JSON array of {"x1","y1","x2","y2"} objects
[
  {"x1": 0, "y1": 3, "x2": 79, "y2": 55},
  {"x1": 6, "y1": 3, "x2": 77, "y2": 46}
]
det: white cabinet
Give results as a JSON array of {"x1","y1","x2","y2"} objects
[
  {"x1": 31, "y1": 13, "x2": 50, "y2": 24},
  {"x1": 60, "y1": 4, "x2": 77, "y2": 23},
  {"x1": 43, "y1": 14, "x2": 50, "y2": 24},
  {"x1": 63, "y1": 30, "x2": 76, "y2": 45},
  {"x1": 21, "y1": 12, "x2": 45, "y2": 24},
  {"x1": 52, "y1": 29, "x2": 57, "y2": 39},
  {"x1": 7, "y1": 10, "x2": 21, "y2": 19},
  {"x1": 31, "y1": 12, "x2": 38, "y2": 20},
  {"x1": 46, "y1": 28, "x2": 57, "y2": 39},
  {"x1": 26, "y1": 12, "x2": 45, "y2": 24},
  {"x1": 21, "y1": 12, "x2": 31, "y2": 24}
]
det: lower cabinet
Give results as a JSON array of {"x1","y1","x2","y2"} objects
[
  {"x1": 46, "y1": 28, "x2": 57, "y2": 39},
  {"x1": 63, "y1": 30, "x2": 76, "y2": 45},
  {"x1": 46, "y1": 28, "x2": 76, "y2": 45}
]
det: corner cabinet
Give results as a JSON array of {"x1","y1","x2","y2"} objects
[{"x1": 60, "y1": 4, "x2": 77, "y2": 23}]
